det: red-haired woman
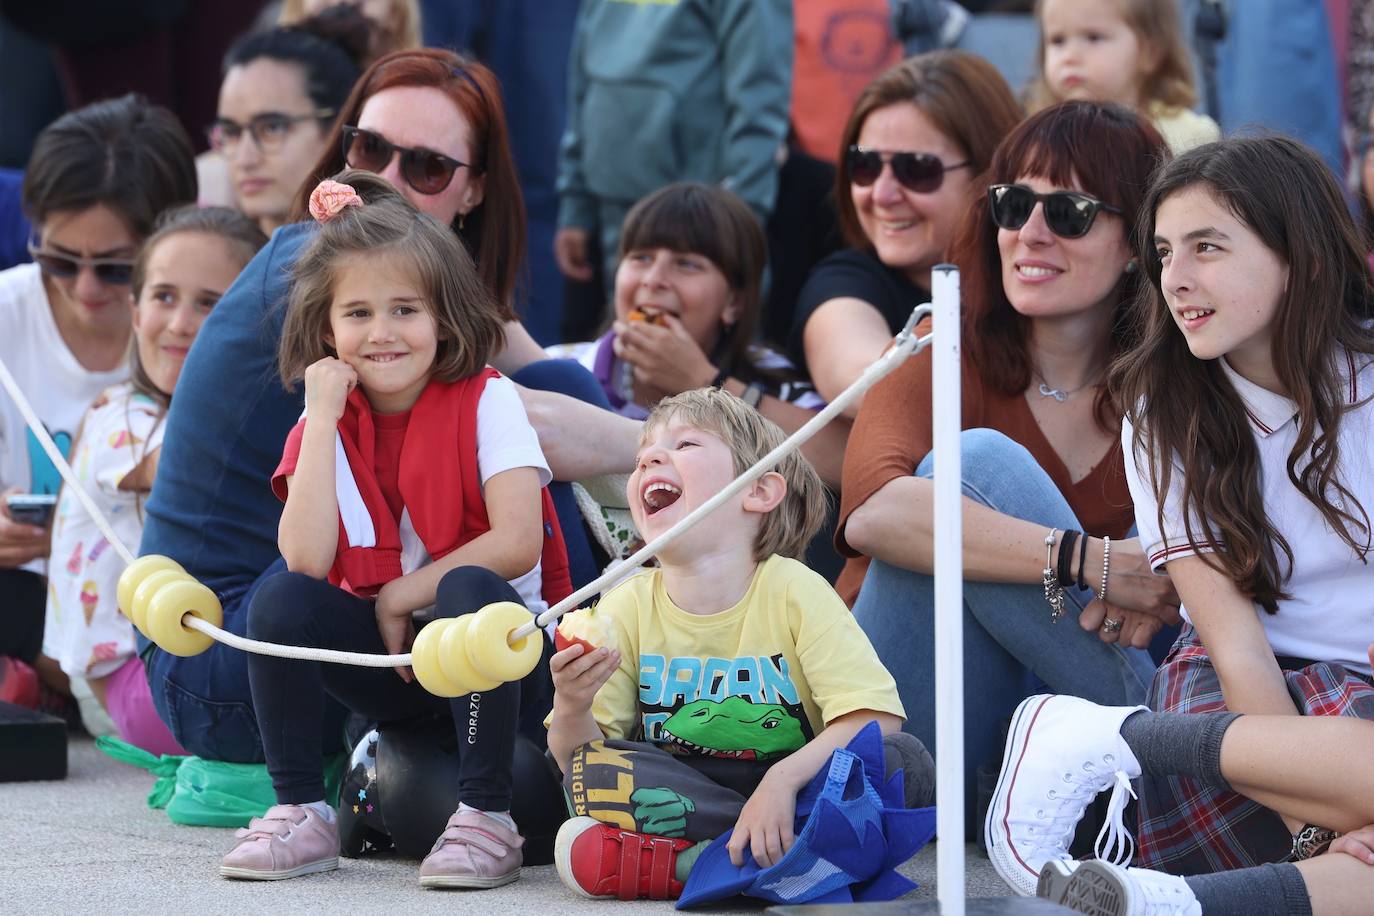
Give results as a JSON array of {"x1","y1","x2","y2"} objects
[
  {"x1": 140, "y1": 49, "x2": 632, "y2": 779},
  {"x1": 836, "y1": 102, "x2": 1181, "y2": 819}
]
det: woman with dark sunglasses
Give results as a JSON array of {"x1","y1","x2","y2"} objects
[
  {"x1": 787, "y1": 51, "x2": 1022, "y2": 422},
  {"x1": 836, "y1": 102, "x2": 1181, "y2": 824},
  {"x1": 0, "y1": 94, "x2": 196, "y2": 711},
  {"x1": 140, "y1": 49, "x2": 639, "y2": 771}
]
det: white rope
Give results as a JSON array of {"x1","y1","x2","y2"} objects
[
  {"x1": 515, "y1": 311, "x2": 932, "y2": 641},
  {"x1": 0, "y1": 305, "x2": 932, "y2": 666},
  {"x1": 183, "y1": 616, "x2": 413, "y2": 667}
]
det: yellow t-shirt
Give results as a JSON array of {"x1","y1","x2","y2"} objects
[{"x1": 566, "y1": 554, "x2": 905, "y2": 762}]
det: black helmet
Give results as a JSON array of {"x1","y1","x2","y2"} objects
[{"x1": 338, "y1": 716, "x2": 567, "y2": 864}]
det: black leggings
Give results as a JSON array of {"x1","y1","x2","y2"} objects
[{"x1": 246, "y1": 566, "x2": 553, "y2": 810}]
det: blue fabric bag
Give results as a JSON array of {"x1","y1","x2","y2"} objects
[{"x1": 677, "y1": 722, "x2": 937, "y2": 907}]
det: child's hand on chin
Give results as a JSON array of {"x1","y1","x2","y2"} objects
[
  {"x1": 727, "y1": 773, "x2": 796, "y2": 868},
  {"x1": 375, "y1": 580, "x2": 415, "y2": 683},
  {"x1": 550, "y1": 643, "x2": 620, "y2": 712},
  {"x1": 304, "y1": 356, "x2": 358, "y2": 422}
]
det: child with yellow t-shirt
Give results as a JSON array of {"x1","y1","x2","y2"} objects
[{"x1": 546, "y1": 388, "x2": 932, "y2": 901}]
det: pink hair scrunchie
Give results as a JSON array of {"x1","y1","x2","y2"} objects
[{"x1": 309, "y1": 179, "x2": 363, "y2": 223}]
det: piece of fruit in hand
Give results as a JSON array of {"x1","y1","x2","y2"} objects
[{"x1": 555, "y1": 605, "x2": 614, "y2": 655}]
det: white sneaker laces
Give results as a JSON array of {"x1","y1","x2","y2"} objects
[
  {"x1": 1093, "y1": 770, "x2": 1137, "y2": 865},
  {"x1": 1023, "y1": 757, "x2": 1137, "y2": 866}
]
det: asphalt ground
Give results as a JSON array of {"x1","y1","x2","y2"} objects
[{"x1": 3, "y1": 735, "x2": 1018, "y2": 914}]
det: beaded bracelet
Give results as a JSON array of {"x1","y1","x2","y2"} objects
[
  {"x1": 1099, "y1": 535, "x2": 1112, "y2": 603},
  {"x1": 1043, "y1": 528, "x2": 1066, "y2": 623}
]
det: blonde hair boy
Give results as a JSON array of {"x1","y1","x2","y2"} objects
[{"x1": 640, "y1": 387, "x2": 828, "y2": 561}]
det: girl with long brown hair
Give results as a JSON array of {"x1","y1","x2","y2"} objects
[{"x1": 1115, "y1": 135, "x2": 1374, "y2": 874}]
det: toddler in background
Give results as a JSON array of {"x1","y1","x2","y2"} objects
[
  {"x1": 1028, "y1": 0, "x2": 1220, "y2": 153},
  {"x1": 43, "y1": 206, "x2": 266, "y2": 754},
  {"x1": 547, "y1": 388, "x2": 932, "y2": 901}
]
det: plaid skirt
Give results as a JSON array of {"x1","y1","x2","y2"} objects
[{"x1": 1136, "y1": 624, "x2": 1374, "y2": 875}]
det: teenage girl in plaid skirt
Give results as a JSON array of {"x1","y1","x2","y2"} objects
[{"x1": 1117, "y1": 134, "x2": 1374, "y2": 879}]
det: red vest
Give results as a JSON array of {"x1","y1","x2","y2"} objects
[{"x1": 273, "y1": 370, "x2": 573, "y2": 603}]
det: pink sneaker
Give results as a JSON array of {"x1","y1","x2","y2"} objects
[
  {"x1": 219, "y1": 805, "x2": 340, "y2": 880},
  {"x1": 419, "y1": 808, "x2": 524, "y2": 889}
]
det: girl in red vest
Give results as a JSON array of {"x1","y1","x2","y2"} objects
[{"x1": 218, "y1": 172, "x2": 571, "y2": 888}]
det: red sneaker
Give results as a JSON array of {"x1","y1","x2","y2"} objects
[
  {"x1": 0, "y1": 657, "x2": 40, "y2": 709},
  {"x1": 554, "y1": 816, "x2": 694, "y2": 900}
]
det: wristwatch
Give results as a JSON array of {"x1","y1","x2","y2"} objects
[{"x1": 1289, "y1": 824, "x2": 1338, "y2": 861}]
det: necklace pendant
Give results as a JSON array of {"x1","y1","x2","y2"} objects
[{"x1": 1038, "y1": 382, "x2": 1068, "y2": 402}]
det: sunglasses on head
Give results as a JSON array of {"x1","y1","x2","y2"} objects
[
  {"x1": 987, "y1": 184, "x2": 1123, "y2": 239},
  {"x1": 342, "y1": 125, "x2": 473, "y2": 196},
  {"x1": 846, "y1": 146, "x2": 970, "y2": 193},
  {"x1": 26, "y1": 240, "x2": 135, "y2": 286}
]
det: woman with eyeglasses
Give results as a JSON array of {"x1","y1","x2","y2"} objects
[
  {"x1": 787, "y1": 51, "x2": 1022, "y2": 424},
  {"x1": 836, "y1": 102, "x2": 1181, "y2": 821},
  {"x1": 0, "y1": 94, "x2": 195, "y2": 711},
  {"x1": 206, "y1": 8, "x2": 370, "y2": 233},
  {"x1": 140, "y1": 49, "x2": 635, "y2": 768}
]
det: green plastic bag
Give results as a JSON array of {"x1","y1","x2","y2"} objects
[{"x1": 98, "y1": 736, "x2": 344, "y2": 827}]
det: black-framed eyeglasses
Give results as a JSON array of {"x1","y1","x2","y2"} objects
[
  {"x1": 341, "y1": 125, "x2": 474, "y2": 196},
  {"x1": 206, "y1": 109, "x2": 335, "y2": 154},
  {"x1": 26, "y1": 239, "x2": 135, "y2": 286},
  {"x1": 846, "y1": 146, "x2": 970, "y2": 193},
  {"x1": 987, "y1": 184, "x2": 1124, "y2": 239}
]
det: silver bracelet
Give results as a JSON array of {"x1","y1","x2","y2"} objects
[
  {"x1": 1099, "y1": 535, "x2": 1111, "y2": 603},
  {"x1": 1043, "y1": 528, "x2": 1066, "y2": 623}
]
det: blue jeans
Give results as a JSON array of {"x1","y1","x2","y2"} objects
[{"x1": 851, "y1": 430, "x2": 1155, "y2": 819}]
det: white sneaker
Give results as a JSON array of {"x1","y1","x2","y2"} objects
[
  {"x1": 985, "y1": 694, "x2": 1145, "y2": 895},
  {"x1": 1040, "y1": 859, "x2": 1202, "y2": 916}
]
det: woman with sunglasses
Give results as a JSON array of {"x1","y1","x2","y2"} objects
[
  {"x1": 787, "y1": 51, "x2": 1022, "y2": 424},
  {"x1": 0, "y1": 94, "x2": 195, "y2": 711},
  {"x1": 836, "y1": 102, "x2": 1181, "y2": 822},
  {"x1": 140, "y1": 49, "x2": 633, "y2": 767},
  {"x1": 205, "y1": 7, "x2": 369, "y2": 231}
]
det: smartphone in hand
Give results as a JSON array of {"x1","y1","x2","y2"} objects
[{"x1": 6, "y1": 493, "x2": 57, "y2": 527}]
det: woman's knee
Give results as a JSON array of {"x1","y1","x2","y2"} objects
[
  {"x1": 510, "y1": 358, "x2": 611, "y2": 409},
  {"x1": 434, "y1": 566, "x2": 523, "y2": 618},
  {"x1": 917, "y1": 428, "x2": 1065, "y2": 518},
  {"x1": 917, "y1": 429, "x2": 1038, "y2": 479}
]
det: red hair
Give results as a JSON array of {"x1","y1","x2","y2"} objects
[{"x1": 292, "y1": 48, "x2": 525, "y2": 318}]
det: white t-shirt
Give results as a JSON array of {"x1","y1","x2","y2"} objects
[
  {"x1": 1124, "y1": 351, "x2": 1374, "y2": 675},
  {"x1": 43, "y1": 383, "x2": 165, "y2": 679},
  {"x1": 473, "y1": 376, "x2": 554, "y2": 618},
  {"x1": 0, "y1": 264, "x2": 129, "y2": 573}
]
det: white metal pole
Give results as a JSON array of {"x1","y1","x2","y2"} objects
[{"x1": 931, "y1": 264, "x2": 964, "y2": 914}]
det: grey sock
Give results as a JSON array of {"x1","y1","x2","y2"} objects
[
  {"x1": 1186, "y1": 863, "x2": 1312, "y2": 916},
  {"x1": 1119, "y1": 709, "x2": 1240, "y2": 790}
]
